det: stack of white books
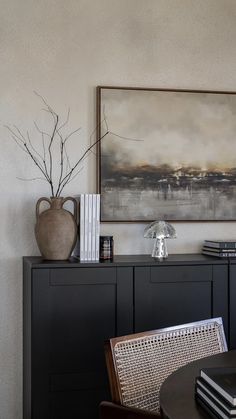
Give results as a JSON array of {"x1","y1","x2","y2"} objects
[{"x1": 79, "y1": 194, "x2": 100, "y2": 261}]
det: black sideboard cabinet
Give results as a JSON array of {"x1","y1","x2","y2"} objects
[{"x1": 23, "y1": 254, "x2": 232, "y2": 419}]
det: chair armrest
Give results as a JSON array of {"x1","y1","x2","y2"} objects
[{"x1": 99, "y1": 401, "x2": 161, "y2": 419}]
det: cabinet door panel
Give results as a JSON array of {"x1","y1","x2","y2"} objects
[
  {"x1": 32, "y1": 266, "x2": 133, "y2": 419},
  {"x1": 49, "y1": 282, "x2": 117, "y2": 370},
  {"x1": 50, "y1": 370, "x2": 109, "y2": 419},
  {"x1": 150, "y1": 265, "x2": 211, "y2": 283},
  {"x1": 213, "y1": 265, "x2": 228, "y2": 341},
  {"x1": 135, "y1": 277, "x2": 211, "y2": 332},
  {"x1": 50, "y1": 387, "x2": 107, "y2": 419},
  {"x1": 50, "y1": 267, "x2": 116, "y2": 285},
  {"x1": 135, "y1": 265, "x2": 228, "y2": 335}
]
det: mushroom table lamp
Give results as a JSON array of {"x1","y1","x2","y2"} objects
[{"x1": 144, "y1": 220, "x2": 176, "y2": 260}]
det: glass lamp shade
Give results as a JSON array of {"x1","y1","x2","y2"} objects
[{"x1": 144, "y1": 221, "x2": 176, "y2": 260}]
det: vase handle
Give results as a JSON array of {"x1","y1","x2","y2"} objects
[
  {"x1": 62, "y1": 197, "x2": 77, "y2": 224},
  {"x1": 36, "y1": 197, "x2": 51, "y2": 220}
]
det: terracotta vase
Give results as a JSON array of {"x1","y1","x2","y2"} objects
[{"x1": 35, "y1": 197, "x2": 77, "y2": 260}]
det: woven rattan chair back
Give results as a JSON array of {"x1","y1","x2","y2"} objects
[{"x1": 105, "y1": 318, "x2": 227, "y2": 414}]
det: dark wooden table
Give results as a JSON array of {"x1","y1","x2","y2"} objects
[{"x1": 160, "y1": 350, "x2": 236, "y2": 419}]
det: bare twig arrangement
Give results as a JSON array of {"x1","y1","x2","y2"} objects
[{"x1": 6, "y1": 93, "x2": 141, "y2": 197}]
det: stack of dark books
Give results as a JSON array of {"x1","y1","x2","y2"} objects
[
  {"x1": 195, "y1": 367, "x2": 236, "y2": 419},
  {"x1": 202, "y1": 240, "x2": 236, "y2": 258}
]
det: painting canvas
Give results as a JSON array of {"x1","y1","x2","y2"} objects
[{"x1": 97, "y1": 87, "x2": 236, "y2": 221}]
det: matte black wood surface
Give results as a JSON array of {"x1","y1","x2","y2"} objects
[
  {"x1": 134, "y1": 264, "x2": 228, "y2": 334},
  {"x1": 23, "y1": 259, "x2": 133, "y2": 419},
  {"x1": 229, "y1": 261, "x2": 236, "y2": 349},
  {"x1": 24, "y1": 254, "x2": 229, "y2": 268},
  {"x1": 160, "y1": 350, "x2": 236, "y2": 419},
  {"x1": 23, "y1": 259, "x2": 32, "y2": 419},
  {"x1": 23, "y1": 254, "x2": 230, "y2": 419}
]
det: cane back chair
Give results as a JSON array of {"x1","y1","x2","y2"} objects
[{"x1": 105, "y1": 318, "x2": 227, "y2": 414}]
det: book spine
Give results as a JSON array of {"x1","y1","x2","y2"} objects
[
  {"x1": 204, "y1": 241, "x2": 236, "y2": 249},
  {"x1": 196, "y1": 393, "x2": 226, "y2": 419},
  {"x1": 203, "y1": 246, "x2": 236, "y2": 253},
  {"x1": 88, "y1": 194, "x2": 92, "y2": 260},
  {"x1": 95, "y1": 194, "x2": 100, "y2": 261},
  {"x1": 92, "y1": 194, "x2": 96, "y2": 260},
  {"x1": 84, "y1": 194, "x2": 89, "y2": 260},
  {"x1": 79, "y1": 194, "x2": 85, "y2": 260},
  {"x1": 202, "y1": 250, "x2": 236, "y2": 257},
  {"x1": 200, "y1": 370, "x2": 236, "y2": 406},
  {"x1": 196, "y1": 380, "x2": 236, "y2": 415}
]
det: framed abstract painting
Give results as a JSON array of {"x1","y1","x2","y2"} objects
[{"x1": 97, "y1": 86, "x2": 236, "y2": 222}]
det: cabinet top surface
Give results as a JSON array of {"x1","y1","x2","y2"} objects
[{"x1": 23, "y1": 254, "x2": 228, "y2": 268}]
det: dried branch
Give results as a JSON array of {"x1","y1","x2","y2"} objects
[
  {"x1": 28, "y1": 131, "x2": 44, "y2": 162},
  {"x1": 7, "y1": 93, "x2": 142, "y2": 198},
  {"x1": 56, "y1": 130, "x2": 109, "y2": 197},
  {"x1": 103, "y1": 105, "x2": 109, "y2": 132},
  {"x1": 58, "y1": 107, "x2": 70, "y2": 131},
  {"x1": 109, "y1": 131, "x2": 143, "y2": 142},
  {"x1": 17, "y1": 176, "x2": 48, "y2": 182},
  {"x1": 7, "y1": 131, "x2": 28, "y2": 154},
  {"x1": 56, "y1": 137, "x2": 65, "y2": 197},
  {"x1": 33, "y1": 91, "x2": 57, "y2": 121},
  {"x1": 13, "y1": 125, "x2": 26, "y2": 142},
  {"x1": 6, "y1": 126, "x2": 43, "y2": 171},
  {"x1": 64, "y1": 166, "x2": 84, "y2": 185},
  {"x1": 63, "y1": 141, "x2": 72, "y2": 172},
  {"x1": 34, "y1": 121, "x2": 51, "y2": 138},
  {"x1": 5, "y1": 124, "x2": 53, "y2": 194},
  {"x1": 48, "y1": 113, "x2": 59, "y2": 196},
  {"x1": 63, "y1": 127, "x2": 82, "y2": 144}
]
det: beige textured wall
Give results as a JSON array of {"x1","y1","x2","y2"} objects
[{"x1": 1, "y1": 0, "x2": 236, "y2": 417}]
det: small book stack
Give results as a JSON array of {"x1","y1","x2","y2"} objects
[
  {"x1": 195, "y1": 367, "x2": 236, "y2": 419},
  {"x1": 202, "y1": 240, "x2": 236, "y2": 258},
  {"x1": 79, "y1": 194, "x2": 100, "y2": 261}
]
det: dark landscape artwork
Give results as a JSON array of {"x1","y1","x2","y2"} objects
[{"x1": 97, "y1": 87, "x2": 236, "y2": 221}]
